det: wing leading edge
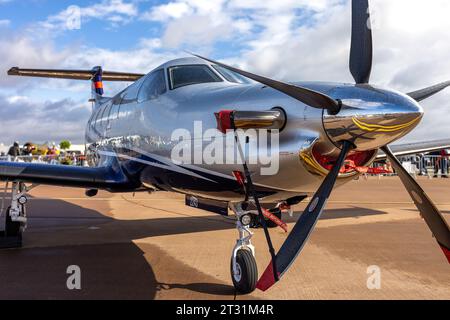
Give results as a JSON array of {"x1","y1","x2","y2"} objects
[
  {"x1": 0, "y1": 160, "x2": 134, "y2": 191},
  {"x1": 377, "y1": 139, "x2": 450, "y2": 159}
]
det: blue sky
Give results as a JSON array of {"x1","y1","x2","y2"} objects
[
  {"x1": 0, "y1": 0, "x2": 449, "y2": 144},
  {"x1": 1, "y1": 0, "x2": 165, "y2": 50}
]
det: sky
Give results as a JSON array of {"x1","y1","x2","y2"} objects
[{"x1": 0, "y1": 0, "x2": 449, "y2": 145}]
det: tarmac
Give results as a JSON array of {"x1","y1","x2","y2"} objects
[{"x1": 0, "y1": 176, "x2": 449, "y2": 300}]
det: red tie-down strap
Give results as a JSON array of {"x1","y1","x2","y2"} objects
[
  {"x1": 232, "y1": 170, "x2": 288, "y2": 232},
  {"x1": 340, "y1": 159, "x2": 393, "y2": 175},
  {"x1": 262, "y1": 208, "x2": 288, "y2": 233},
  {"x1": 232, "y1": 170, "x2": 246, "y2": 187}
]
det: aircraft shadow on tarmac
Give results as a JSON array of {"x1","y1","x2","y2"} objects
[{"x1": 0, "y1": 196, "x2": 386, "y2": 299}]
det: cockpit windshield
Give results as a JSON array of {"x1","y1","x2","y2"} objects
[
  {"x1": 212, "y1": 65, "x2": 252, "y2": 84},
  {"x1": 168, "y1": 64, "x2": 222, "y2": 89}
]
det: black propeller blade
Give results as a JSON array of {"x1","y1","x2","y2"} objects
[
  {"x1": 407, "y1": 80, "x2": 450, "y2": 102},
  {"x1": 381, "y1": 146, "x2": 450, "y2": 263},
  {"x1": 350, "y1": 0, "x2": 373, "y2": 84},
  {"x1": 190, "y1": 53, "x2": 341, "y2": 115},
  {"x1": 256, "y1": 141, "x2": 354, "y2": 291}
]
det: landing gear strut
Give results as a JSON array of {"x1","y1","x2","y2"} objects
[
  {"x1": 226, "y1": 126, "x2": 281, "y2": 294},
  {"x1": 0, "y1": 181, "x2": 35, "y2": 248}
]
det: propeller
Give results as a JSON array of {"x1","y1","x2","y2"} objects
[
  {"x1": 407, "y1": 81, "x2": 450, "y2": 102},
  {"x1": 212, "y1": 0, "x2": 449, "y2": 291},
  {"x1": 381, "y1": 146, "x2": 450, "y2": 263},
  {"x1": 349, "y1": 0, "x2": 373, "y2": 84},
  {"x1": 256, "y1": 140, "x2": 354, "y2": 291},
  {"x1": 349, "y1": 0, "x2": 449, "y2": 102},
  {"x1": 189, "y1": 53, "x2": 341, "y2": 115}
]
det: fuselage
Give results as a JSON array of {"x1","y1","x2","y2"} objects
[{"x1": 85, "y1": 57, "x2": 423, "y2": 202}]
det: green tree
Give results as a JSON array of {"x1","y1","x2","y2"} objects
[{"x1": 59, "y1": 140, "x2": 71, "y2": 150}]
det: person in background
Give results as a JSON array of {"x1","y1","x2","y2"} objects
[
  {"x1": 418, "y1": 153, "x2": 428, "y2": 176},
  {"x1": 7, "y1": 141, "x2": 20, "y2": 161},
  {"x1": 22, "y1": 143, "x2": 34, "y2": 162},
  {"x1": 431, "y1": 149, "x2": 449, "y2": 178},
  {"x1": 383, "y1": 159, "x2": 393, "y2": 174},
  {"x1": 430, "y1": 150, "x2": 440, "y2": 178},
  {"x1": 71, "y1": 152, "x2": 78, "y2": 166},
  {"x1": 441, "y1": 149, "x2": 449, "y2": 178}
]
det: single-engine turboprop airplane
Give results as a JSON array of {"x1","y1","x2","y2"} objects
[{"x1": 1, "y1": 0, "x2": 449, "y2": 293}]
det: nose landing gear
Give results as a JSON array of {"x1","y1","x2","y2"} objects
[{"x1": 230, "y1": 203, "x2": 258, "y2": 294}]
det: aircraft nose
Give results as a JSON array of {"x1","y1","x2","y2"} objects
[{"x1": 323, "y1": 87, "x2": 423, "y2": 151}]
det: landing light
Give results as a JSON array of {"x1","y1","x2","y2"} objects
[
  {"x1": 18, "y1": 195, "x2": 27, "y2": 205},
  {"x1": 240, "y1": 214, "x2": 252, "y2": 226}
]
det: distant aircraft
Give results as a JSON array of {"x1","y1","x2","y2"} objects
[{"x1": 1, "y1": 0, "x2": 449, "y2": 293}]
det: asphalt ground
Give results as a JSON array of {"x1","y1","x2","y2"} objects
[{"x1": 0, "y1": 176, "x2": 448, "y2": 299}]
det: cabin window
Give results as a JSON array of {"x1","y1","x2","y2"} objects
[
  {"x1": 212, "y1": 65, "x2": 252, "y2": 84},
  {"x1": 137, "y1": 69, "x2": 166, "y2": 102},
  {"x1": 168, "y1": 64, "x2": 222, "y2": 90}
]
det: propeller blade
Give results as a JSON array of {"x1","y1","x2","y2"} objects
[
  {"x1": 256, "y1": 141, "x2": 354, "y2": 291},
  {"x1": 190, "y1": 53, "x2": 341, "y2": 115},
  {"x1": 407, "y1": 81, "x2": 450, "y2": 102},
  {"x1": 381, "y1": 145, "x2": 450, "y2": 263},
  {"x1": 350, "y1": 0, "x2": 373, "y2": 84}
]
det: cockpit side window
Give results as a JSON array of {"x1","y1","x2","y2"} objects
[
  {"x1": 168, "y1": 64, "x2": 222, "y2": 90},
  {"x1": 123, "y1": 76, "x2": 145, "y2": 101},
  {"x1": 137, "y1": 69, "x2": 166, "y2": 102}
]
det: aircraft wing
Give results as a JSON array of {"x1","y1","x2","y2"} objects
[
  {"x1": 376, "y1": 139, "x2": 450, "y2": 159},
  {"x1": 0, "y1": 160, "x2": 132, "y2": 190}
]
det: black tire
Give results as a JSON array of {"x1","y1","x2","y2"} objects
[
  {"x1": 265, "y1": 208, "x2": 282, "y2": 228},
  {"x1": 5, "y1": 206, "x2": 21, "y2": 237},
  {"x1": 230, "y1": 249, "x2": 258, "y2": 294}
]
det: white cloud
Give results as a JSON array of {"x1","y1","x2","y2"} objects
[
  {"x1": 0, "y1": 94, "x2": 91, "y2": 144},
  {"x1": 144, "y1": 2, "x2": 193, "y2": 21},
  {"x1": 37, "y1": 0, "x2": 139, "y2": 34},
  {"x1": 7, "y1": 95, "x2": 29, "y2": 104},
  {"x1": 0, "y1": 19, "x2": 10, "y2": 27},
  {"x1": 0, "y1": 32, "x2": 179, "y2": 143},
  {"x1": 0, "y1": 36, "x2": 72, "y2": 87}
]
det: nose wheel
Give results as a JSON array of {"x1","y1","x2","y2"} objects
[
  {"x1": 5, "y1": 206, "x2": 22, "y2": 238},
  {"x1": 1, "y1": 181, "x2": 36, "y2": 249},
  {"x1": 230, "y1": 249, "x2": 257, "y2": 294}
]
